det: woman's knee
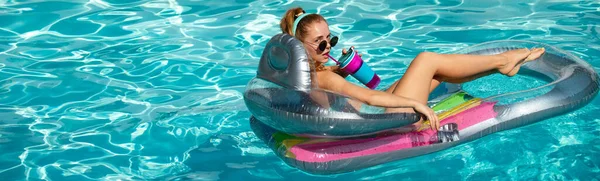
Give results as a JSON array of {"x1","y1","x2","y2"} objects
[
  {"x1": 413, "y1": 52, "x2": 439, "y2": 64},
  {"x1": 416, "y1": 51, "x2": 438, "y2": 59},
  {"x1": 408, "y1": 52, "x2": 440, "y2": 72}
]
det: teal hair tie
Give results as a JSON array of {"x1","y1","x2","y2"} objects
[{"x1": 292, "y1": 13, "x2": 311, "y2": 36}]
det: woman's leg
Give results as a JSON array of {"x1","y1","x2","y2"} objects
[
  {"x1": 384, "y1": 48, "x2": 545, "y2": 131},
  {"x1": 386, "y1": 48, "x2": 545, "y2": 104},
  {"x1": 385, "y1": 69, "x2": 495, "y2": 95},
  {"x1": 386, "y1": 78, "x2": 442, "y2": 95}
]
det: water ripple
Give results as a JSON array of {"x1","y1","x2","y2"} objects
[{"x1": 0, "y1": 0, "x2": 599, "y2": 180}]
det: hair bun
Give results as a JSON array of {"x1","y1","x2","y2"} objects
[{"x1": 294, "y1": 10, "x2": 306, "y2": 17}]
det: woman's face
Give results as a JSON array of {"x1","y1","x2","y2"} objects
[{"x1": 301, "y1": 20, "x2": 332, "y2": 65}]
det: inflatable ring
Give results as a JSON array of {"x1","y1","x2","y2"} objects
[
  {"x1": 244, "y1": 33, "x2": 599, "y2": 174},
  {"x1": 244, "y1": 33, "x2": 422, "y2": 138}
]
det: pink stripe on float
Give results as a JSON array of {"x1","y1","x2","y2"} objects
[{"x1": 289, "y1": 101, "x2": 498, "y2": 162}]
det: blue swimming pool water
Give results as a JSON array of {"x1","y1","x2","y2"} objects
[{"x1": 0, "y1": 0, "x2": 599, "y2": 180}]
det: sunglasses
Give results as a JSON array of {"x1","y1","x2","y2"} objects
[{"x1": 308, "y1": 36, "x2": 339, "y2": 52}]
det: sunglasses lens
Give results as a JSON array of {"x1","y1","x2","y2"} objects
[
  {"x1": 317, "y1": 36, "x2": 339, "y2": 52},
  {"x1": 319, "y1": 41, "x2": 327, "y2": 51},
  {"x1": 330, "y1": 36, "x2": 338, "y2": 47}
]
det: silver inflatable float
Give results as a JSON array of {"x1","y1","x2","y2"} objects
[{"x1": 243, "y1": 33, "x2": 599, "y2": 174}]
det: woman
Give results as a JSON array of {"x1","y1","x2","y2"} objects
[{"x1": 279, "y1": 7, "x2": 545, "y2": 131}]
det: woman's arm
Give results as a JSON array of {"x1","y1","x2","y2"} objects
[
  {"x1": 319, "y1": 71, "x2": 413, "y2": 107},
  {"x1": 318, "y1": 71, "x2": 439, "y2": 129}
]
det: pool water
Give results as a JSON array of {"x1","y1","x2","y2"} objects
[{"x1": 1, "y1": 0, "x2": 599, "y2": 180}]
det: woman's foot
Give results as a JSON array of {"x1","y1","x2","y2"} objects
[
  {"x1": 497, "y1": 48, "x2": 545, "y2": 76},
  {"x1": 506, "y1": 48, "x2": 545, "y2": 76},
  {"x1": 498, "y1": 48, "x2": 531, "y2": 75}
]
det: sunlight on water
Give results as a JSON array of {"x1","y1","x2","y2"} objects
[{"x1": 0, "y1": 0, "x2": 599, "y2": 180}]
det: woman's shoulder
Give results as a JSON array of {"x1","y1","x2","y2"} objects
[
  {"x1": 316, "y1": 69, "x2": 347, "y2": 91},
  {"x1": 316, "y1": 69, "x2": 340, "y2": 79},
  {"x1": 329, "y1": 65, "x2": 349, "y2": 78}
]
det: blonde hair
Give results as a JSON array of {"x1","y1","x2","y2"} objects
[{"x1": 279, "y1": 7, "x2": 326, "y2": 41}]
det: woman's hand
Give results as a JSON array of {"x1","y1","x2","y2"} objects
[
  {"x1": 411, "y1": 101, "x2": 439, "y2": 131},
  {"x1": 342, "y1": 46, "x2": 363, "y2": 57}
]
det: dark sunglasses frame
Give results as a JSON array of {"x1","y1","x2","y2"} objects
[{"x1": 316, "y1": 36, "x2": 338, "y2": 52}]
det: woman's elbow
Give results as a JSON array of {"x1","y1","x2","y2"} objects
[{"x1": 362, "y1": 93, "x2": 379, "y2": 106}]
